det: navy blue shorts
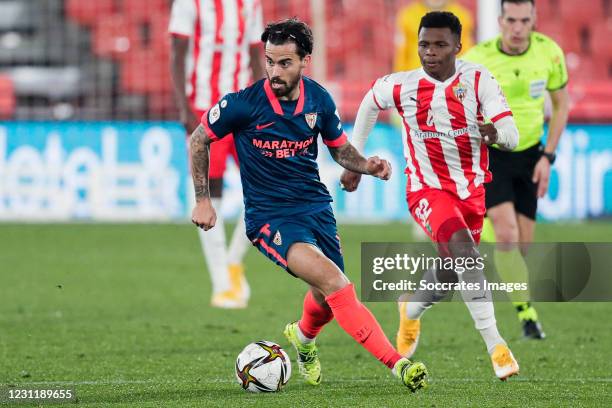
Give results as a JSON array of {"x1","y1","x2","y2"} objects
[{"x1": 247, "y1": 207, "x2": 344, "y2": 276}]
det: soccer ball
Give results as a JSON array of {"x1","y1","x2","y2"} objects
[{"x1": 235, "y1": 340, "x2": 291, "y2": 392}]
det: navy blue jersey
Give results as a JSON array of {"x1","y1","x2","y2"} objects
[{"x1": 201, "y1": 77, "x2": 347, "y2": 233}]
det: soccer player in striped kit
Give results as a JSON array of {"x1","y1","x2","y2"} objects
[
  {"x1": 169, "y1": 0, "x2": 265, "y2": 308},
  {"x1": 341, "y1": 11, "x2": 520, "y2": 380}
]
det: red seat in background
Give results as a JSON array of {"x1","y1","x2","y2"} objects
[
  {"x1": 121, "y1": 0, "x2": 170, "y2": 22},
  {"x1": 537, "y1": 21, "x2": 584, "y2": 54},
  {"x1": 121, "y1": 49, "x2": 172, "y2": 94},
  {"x1": 262, "y1": 0, "x2": 312, "y2": 22},
  {"x1": 148, "y1": 13, "x2": 171, "y2": 58},
  {"x1": 558, "y1": 0, "x2": 604, "y2": 29},
  {"x1": 532, "y1": 0, "x2": 554, "y2": 19},
  {"x1": 93, "y1": 14, "x2": 143, "y2": 60},
  {"x1": 569, "y1": 80, "x2": 612, "y2": 121},
  {"x1": 589, "y1": 20, "x2": 612, "y2": 59},
  {"x1": 0, "y1": 74, "x2": 15, "y2": 118},
  {"x1": 65, "y1": 0, "x2": 115, "y2": 26}
]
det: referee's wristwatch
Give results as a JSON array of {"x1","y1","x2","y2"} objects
[{"x1": 539, "y1": 145, "x2": 556, "y2": 165}]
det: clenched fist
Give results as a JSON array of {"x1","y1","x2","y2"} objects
[
  {"x1": 340, "y1": 170, "x2": 362, "y2": 192},
  {"x1": 366, "y1": 156, "x2": 392, "y2": 180},
  {"x1": 192, "y1": 198, "x2": 217, "y2": 231},
  {"x1": 478, "y1": 121, "x2": 498, "y2": 145}
]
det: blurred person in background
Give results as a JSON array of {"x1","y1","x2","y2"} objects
[
  {"x1": 463, "y1": 0, "x2": 570, "y2": 339},
  {"x1": 394, "y1": 0, "x2": 474, "y2": 72},
  {"x1": 169, "y1": 0, "x2": 265, "y2": 309}
]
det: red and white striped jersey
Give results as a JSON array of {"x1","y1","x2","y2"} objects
[
  {"x1": 169, "y1": 0, "x2": 264, "y2": 111},
  {"x1": 371, "y1": 60, "x2": 512, "y2": 200}
]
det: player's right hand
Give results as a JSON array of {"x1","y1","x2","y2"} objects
[
  {"x1": 340, "y1": 170, "x2": 362, "y2": 192},
  {"x1": 191, "y1": 199, "x2": 217, "y2": 231},
  {"x1": 181, "y1": 108, "x2": 200, "y2": 134},
  {"x1": 366, "y1": 156, "x2": 392, "y2": 181}
]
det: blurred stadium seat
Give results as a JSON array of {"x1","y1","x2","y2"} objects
[
  {"x1": 0, "y1": 74, "x2": 15, "y2": 118},
  {"x1": 558, "y1": 0, "x2": 603, "y2": 29},
  {"x1": 123, "y1": 0, "x2": 170, "y2": 22},
  {"x1": 0, "y1": 0, "x2": 607, "y2": 122},
  {"x1": 589, "y1": 20, "x2": 612, "y2": 59},
  {"x1": 65, "y1": 0, "x2": 116, "y2": 26},
  {"x1": 537, "y1": 21, "x2": 583, "y2": 54},
  {"x1": 93, "y1": 14, "x2": 143, "y2": 60}
]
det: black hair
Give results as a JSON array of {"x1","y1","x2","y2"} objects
[
  {"x1": 261, "y1": 18, "x2": 314, "y2": 58},
  {"x1": 418, "y1": 11, "x2": 462, "y2": 40},
  {"x1": 501, "y1": 0, "x2": 535, "y2": 6}
]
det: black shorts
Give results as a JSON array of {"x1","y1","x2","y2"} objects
[{"x1": 485, "y1": 143, "x2": 541, "y2": 220}]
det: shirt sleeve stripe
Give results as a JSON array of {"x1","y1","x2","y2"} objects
[
  {"x1": 323, "y1": 132, "x2": 348, "y2": 147},
  {"x1": 491, "y1": 111, "x2": 513, "y2": 123},
  {"x1": 547, "y1": 80, "x2": 569, "y2": 92},
  {"x1": 372, "y1": 91, "x2": 384, "y2": 110}
]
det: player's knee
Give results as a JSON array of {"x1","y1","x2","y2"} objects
[
  {"x1": 449, "y1": 244, "x2": 483, "y2": 279},
  {"x1": 495, "y1": 224, "x2": 519, "y2": 245},
  {"x1": 319, "y1": 271, "x2": 349, "y2": 297},
  {"x1": 488, "y1": 214, "x2": 519, "y2": 244},
  {"x1": 309, "y1": 286, "x2": 328, "y2": 306},
  {"x1": 447, "y1": 234, "x2": 479, "y2": 259}
]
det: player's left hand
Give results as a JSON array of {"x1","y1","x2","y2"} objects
[
  {"x1": 478, "y1": 121, "x2": 498, "y2": 145},
  {"x1": 532, "y1": 157, "x2": 551, "y2": 198},
  {"x1": 366, "y1": 156, "x2": 392, "y2": 180}
]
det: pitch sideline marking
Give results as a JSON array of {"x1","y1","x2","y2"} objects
[{"x1": 6, "y1": 377, "x2": 612, "y2": 386}]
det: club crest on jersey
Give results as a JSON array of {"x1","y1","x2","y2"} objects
[
  {"x1": 305, "y1": 113, "x2": 317, "y2": 129},
  {"x1": 273, "y1": 231, "x2": 283, "y2": 246},
  {"x1": 209, "y1": 104, "x2": 221, "y2": 124},
  {"x1": 453, "y1": 82, "x2": 467, "y2": 102}
]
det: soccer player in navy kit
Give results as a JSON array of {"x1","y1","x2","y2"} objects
[{"x1": 190, "y1": 18, "x2": 428, "y2": 391}]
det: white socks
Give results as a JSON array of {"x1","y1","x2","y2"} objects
[
  {"x1": 405, "y1": 301, "x2": 430, "y2": 320},
  {"x1": 296, "y1": 324, "x2": 315, "y2": 344},
  {"x1": 479, "y1": 325, "x2": 506, "y2": 354},
  {"x1": 198, "y1": 198, "x2": 250, "y2": 295},
  {"x1": 402, "y1": 264, "x2": 506, "y2": 354},
  {"x1": 199, "y1": 198, "x2": 229, "y2": 294},
  {"x1": 457, "y1": 265, "x2": 506, "y2": 353},
  {"x1": 405, "y1": 268, "x2": 449, "y2": 319},
  {"x1": 227, "y1": 208, "x2": 250, "y2": 265}
]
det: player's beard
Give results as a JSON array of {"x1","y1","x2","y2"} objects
[{"x1": 269, "y1": 76, "x2": 300, "y2": 98}]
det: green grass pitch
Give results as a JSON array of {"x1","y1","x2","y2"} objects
[{"x1": 1, "y1": 222, "x2": 611, "y2": 407}]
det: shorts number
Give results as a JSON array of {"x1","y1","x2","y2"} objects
[{"x1": 414, "y1": 198, "x2": 432, "y2": 231}]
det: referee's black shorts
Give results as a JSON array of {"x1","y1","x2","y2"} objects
[{"x1": 485, "y1": 143, "x2": 541, "y2": 220}]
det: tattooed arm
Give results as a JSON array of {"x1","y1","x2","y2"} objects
[
  {"x1": 190, "y1": 124, "x2": 217, "y2": 230},
  {"x1": 328, "y1": 142, "x2": 392, "y2": 180}
]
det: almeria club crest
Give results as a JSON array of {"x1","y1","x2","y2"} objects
[
  {"x1": 305, "y1": 113, "x2": 317, "y2": 129},
  {"x1": 453, "y1": 82, "x2": 467, "y2": 102}
]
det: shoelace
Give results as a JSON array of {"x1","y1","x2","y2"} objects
[{"x1": 298, "y1": 347, "x2": 317, "y2": 364}]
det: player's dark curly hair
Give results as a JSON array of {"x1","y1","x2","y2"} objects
[
  {"x1": 418, "y1": 11, "x2": 462, "y2": 41},
  {"x1": 261, "y1": 18, "x2": 313, "y2": 58}
]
